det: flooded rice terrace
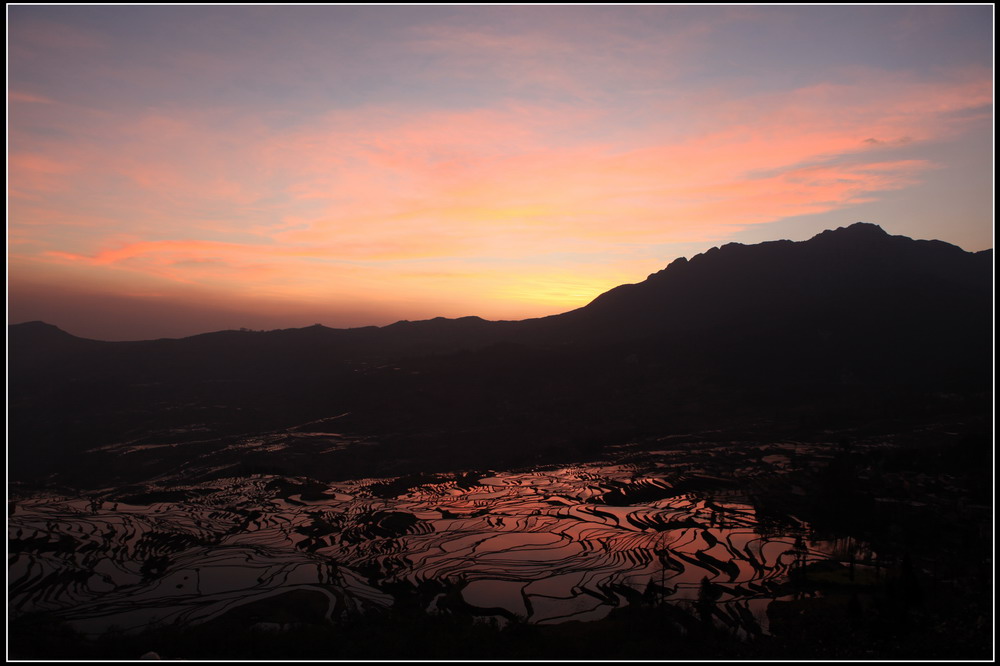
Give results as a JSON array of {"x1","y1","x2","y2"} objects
[{"x1": 10, "y1": 441, "x2": 851, "y2": 639}]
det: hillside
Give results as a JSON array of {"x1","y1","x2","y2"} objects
[{"x1": 8, "y1": 223, "x2": 992, "y2": 486}]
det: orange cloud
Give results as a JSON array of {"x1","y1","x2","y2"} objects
[{"x1": 8, "y1": 62, "x2": 992, "y2": 320}]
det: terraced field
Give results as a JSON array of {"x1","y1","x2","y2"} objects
[{"x1": 10, "y1": 457, "x2": 835, "y2": 638}]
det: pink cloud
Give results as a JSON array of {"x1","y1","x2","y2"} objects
[
  {"x1": 9, "y1": 153, "x2": 77, "y2": 174},
  {"x1": 9, "y1": 91, "x2": 56, "y2": 104},
  {"x1": 9, "y1": 153, "x2": 80, "y2": 199},
  {"x1": 8, "y1": 60, "x2": 991, "y2": 318}
]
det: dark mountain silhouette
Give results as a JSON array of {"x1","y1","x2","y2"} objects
[
  {"x1": 8, "y1": 223, "x2": 992, "y2": 486},
  {"x1": 558, "y1": 222, "x2": 990, "y2": 338}
]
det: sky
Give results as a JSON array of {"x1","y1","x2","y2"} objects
[{"x1": 7, "y1": 5, "x2": 994, "y2": 341}]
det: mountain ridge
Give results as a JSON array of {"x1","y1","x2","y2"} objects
[
  {"x1": 9, "y1": 221, "x2": 992, "y2": 486},
  {"x1": 9, "y1": 222, "x2": 991, "y2": 345}
]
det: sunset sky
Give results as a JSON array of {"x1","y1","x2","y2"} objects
[{"x1": 8, "y1": 6, "x2": 994, "y2": 340}]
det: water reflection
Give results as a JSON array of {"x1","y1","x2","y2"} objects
[{"x1": 9, "y1": 463, "x2": 840, "y2": 637}]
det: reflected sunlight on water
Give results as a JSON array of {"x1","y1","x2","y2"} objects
[{"x1": 9, "y1": 460, "x2": 844, "y2": 637}]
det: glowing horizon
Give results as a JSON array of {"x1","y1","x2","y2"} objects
[{"x1": 8, "y1": 6, "x2": 993, "y2": 340}]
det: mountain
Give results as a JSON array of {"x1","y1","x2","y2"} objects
[
  {"x1": 8, "y1": 223, "x2": 992, "y2": 486},
  {"x1": 560, "y1": 222, "x2": 990, "y2": 338},
  {"x1": 543, "y1": 221, "x2": 991, "y2": 386}
]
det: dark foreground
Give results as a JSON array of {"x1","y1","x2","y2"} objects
[
  {"x1": 8, "y1": 589, "x2": 992, "y2": 661},
  {"x1": 9, "y1": 416, "x2": 992, "y2": 661}
]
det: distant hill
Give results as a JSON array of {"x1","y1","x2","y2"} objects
[
  {"x1": 9, "y1": 223, "x2": 992, "y2": 486},
  {"x1": 559, "y1": 222, "x2": 991, "y2": 339}
]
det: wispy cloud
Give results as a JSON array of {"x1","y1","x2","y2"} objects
[
  {"x1": 8, "y1": 7, "x2": 993, "y2": 333},
  {"x1": 9, "y1": 91, "x2": 56, "y2": 104}
]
